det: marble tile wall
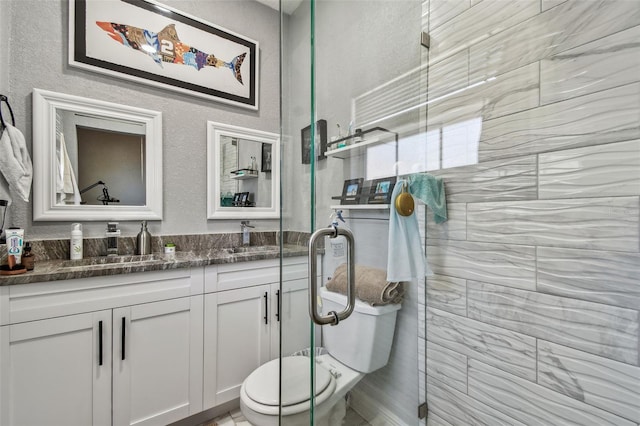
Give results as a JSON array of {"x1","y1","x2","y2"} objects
[{"x1": 422, "y1": 1, "x2": 640, "y2": 425}]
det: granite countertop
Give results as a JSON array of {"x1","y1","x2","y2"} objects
[{"x1": 0, "y1": 244, "x2": 308, "y2": 286}]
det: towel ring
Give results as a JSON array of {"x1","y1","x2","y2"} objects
[{"x1": 0, "y1": 94, "x2": 16, "y2": 130}]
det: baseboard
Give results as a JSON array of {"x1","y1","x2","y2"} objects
[
  {"x1": 349, "y1": 387, "x2": 407, "y2": 426},
  {"x1": 167, "y1": 398, "x2": 240, "y2": 426}
]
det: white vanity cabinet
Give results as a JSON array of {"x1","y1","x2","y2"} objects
[
  {"x1": 203, "y1": 257, "x2": 311, "y2": 409},
  {"x1": 0, "y1": 254, "x2": 314, "y2": 425},
  {"x1": 0, "y1": 310, "x2": 113, "y2": 426},
  {"x1": 0, "y1": 269, "x2": 204, "y2": 426},
  {"x1": 112, "y1": 296, "x2": 204, "y2": 426}
]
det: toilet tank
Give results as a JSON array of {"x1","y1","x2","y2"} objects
[{"x1": 320, "y1": 287, "x2": 401, "y2": 373}]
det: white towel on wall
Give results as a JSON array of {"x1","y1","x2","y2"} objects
[
  {"x1": 0, "y1": 123, "x2": 33, "y2": 203},
  {"x1": 386, "y1": 179, "x2": 433, "y2": 282}
]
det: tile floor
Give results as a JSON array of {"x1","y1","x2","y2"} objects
[
  {"x1": 202, "y1": 408, "x2": 250, "y2": 426},
  {"x1": 202, "y1": 407, "x2": 370, "y2": 426}
]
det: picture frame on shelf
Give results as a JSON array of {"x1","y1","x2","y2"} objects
[
  {"x1": 366, "y1": 176, "x2": 396, "y2": 204},
  {"x1": 300, "y1": 119, "x2": 327, "y2": 164},
  {"x1": 340, "y1": 178, "x2": 363, "y2": 205},
  {"x1": 69, "y1": 0, "x2": 258, "y2": 109}
]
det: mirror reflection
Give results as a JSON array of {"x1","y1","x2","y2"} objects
[
  {"x1": 207, "y1": 121, "x2": 279, "y2": 219},
  {"x1": 56, "y1": 109, "x2": 146, "y2": 206},
  {"x1": 33, "y1": 88, "x2": 163, "y2": 221},
  {"x1": 219, "y1": 136, "x2": 272, "y2": 208}
]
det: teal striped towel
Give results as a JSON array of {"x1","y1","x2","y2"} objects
[{"x1": 408, "y1": 173, "x2": 447, "y2": 223}]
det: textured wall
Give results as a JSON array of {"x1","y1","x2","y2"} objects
[
  {"x1": 0, "y1": 4, "x2": 9, "y2": 94},
  {"x1": 5, "y1": 0, "x2": 280, "y2": 240},
  {"x1": 422, "y1": 1, "x2": 640, "y2": 425}
]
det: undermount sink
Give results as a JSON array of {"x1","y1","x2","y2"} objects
[
  {"x1": 58, "y1": 254, "x2": 166, "y2": 268},
  {"x1": 224, "y1": 245, "x2": 279, "y2": 254}
]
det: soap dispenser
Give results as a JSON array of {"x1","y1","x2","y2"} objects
[
  {"x1": 70, "y1": 223, "x2": 83, "y2": 260},
  {"x1": 136, "y1": 221, "x2": 152, "y2": 255}
]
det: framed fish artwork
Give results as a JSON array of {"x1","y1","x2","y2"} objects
[{"x1": 69, "y1": 0, "x2": 258, "y2": 110}]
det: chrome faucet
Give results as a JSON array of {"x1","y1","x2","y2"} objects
[
  {"x1": 241, "y1": 221, "x2": 255, "y2": 246},
  {"x1": 106, "y1": 222, "x2": 120, "y2": 256}
]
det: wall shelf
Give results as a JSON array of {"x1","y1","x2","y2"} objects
[
  {"x1": 230, "y1": 169, "x2": 258, "y2": 180},
  {"x1": 324, "y1": 126, "x2": 399, "y2": 159},
  {"x1": 330, "y1": 204, "x2": 389, "y2": 210},
  {"x1": 230, "y1": 173, "x2": 258, "y2": 180},
  {"x1": 325, "y1": 138, "x2": 381, "y2": 159}
]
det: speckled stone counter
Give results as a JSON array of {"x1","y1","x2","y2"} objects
[{"x1": 0, "y1": 231, "x2": 310, "y2": 286}]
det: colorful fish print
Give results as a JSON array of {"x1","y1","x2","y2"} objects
[{"x1": 96, "y1": 21, "x2": 247, "y2": 84}]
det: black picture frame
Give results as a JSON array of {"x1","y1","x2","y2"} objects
[
  {"x1": 69, "y1": 0, "x2": 258, "y2": 110},
  {"x1": 301, "y1": 119, "x2": 327, "y2": 164},
  {"x1": 366, "y1": 176, "x2": 397, "y2": 204},
  {"x1": 240, "y1": 191, "x2": 249, "y2": 205},
  {"x1": 232, "y1": 192, "x2": 242, "y2": 206},
  {"x1": 341, "y1": 178, "x2": 363, "y2": 205},
  {"x1": 261, "y1": 143, "x2": 272, "y2": 172}
]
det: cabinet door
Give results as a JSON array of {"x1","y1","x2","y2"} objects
[
  {"x1": 203, "y1": 285, "x2": 271, "y2": 409},
  {"x1": 112, "y1": 296, "x2": 203, "y2": 426},
  {"x1": 271, "y1": 278, "x2": 311, "y2": 359},
  {"x1": 0, "y1": 311, "x2": 112, "y2": 426}
]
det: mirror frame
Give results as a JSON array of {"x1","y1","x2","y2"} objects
[
  {"x1": 32, "y1": 88, "x2": 163, "y2": 221},
  {"x1": 207, "y1": 121, "x2": 280, "y2": 219}
]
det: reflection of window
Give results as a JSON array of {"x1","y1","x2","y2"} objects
[
  {"x1": 365, "y1": 118, "x2": 481, "y2": 179},
  {"x1": 441, "y1": 117, "x2": 481, "y2": 169},
  {"x1": 366, "y1": 142, "x2": 395, "y2": 180}
]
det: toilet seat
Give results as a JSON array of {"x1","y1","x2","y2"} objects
[{"x1": 241, "y1": 356, "x2": 337, "y2": 416}]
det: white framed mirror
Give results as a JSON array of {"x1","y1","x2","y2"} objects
[
  {"x1": 207, "y1": 121, "x2": 279, "y2": 219},
  {"x1": 32, "y1": 88, "x2": 163, "y2": 221}
]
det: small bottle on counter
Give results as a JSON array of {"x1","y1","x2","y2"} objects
[
  {"x1": 164, "y1": 243, "x2": 176, "y2": 259},
  {"x1": 70, "y1": 223, "x2": 83, "y2": 260},
  {"x1": 22, "y1": 242, "x2": 35, "y2": 271}
]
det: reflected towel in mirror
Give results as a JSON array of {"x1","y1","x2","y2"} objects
[{"x1": 56, "y1": 132, "x2": 81, "y2": 205}]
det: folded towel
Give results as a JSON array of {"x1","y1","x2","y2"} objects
[
  {"x1": 326, "y1": 263, "x2": 405, "y2": 306},
  {"x1": 0, "y1": 123, "x2": 33, "y2": 202},
  {"x1": 387, "y1": 179, "x2": 432, "y2": 282},
  {"x1": 408, "y1": 173, "x2": 447, "y2": 223}
]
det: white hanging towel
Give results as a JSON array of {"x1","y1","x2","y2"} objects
[
  {"x1": 386, "y1": 179, "x2": 433, "y2": 282},
  {"x1": 56, "y1": 132, "x2": 81, "y2": 204},
  {"x1": 0, "y1": 123, "x2": 33, "y2": 202}
]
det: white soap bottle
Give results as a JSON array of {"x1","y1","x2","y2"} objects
[{"x1": 70, "y1": 223, "x2": 83, "y2": 260}]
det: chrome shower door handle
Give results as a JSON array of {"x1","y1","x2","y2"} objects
[{"x1": 308, "y1": 226, "x2": 355, "y2": 326}]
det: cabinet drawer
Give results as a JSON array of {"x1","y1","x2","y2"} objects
[
  {"x1": 205, "y1": 257, "x2": 308, "y2": 293},
  {"x1": 6, "y1": 269, "x2": 197, "y2": 325}
]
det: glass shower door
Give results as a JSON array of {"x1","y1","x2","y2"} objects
[{"x1": 279, "y1": 0, "x2": 428, "y2": 424}]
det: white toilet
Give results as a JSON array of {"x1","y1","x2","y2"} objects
[{"x1": 240, "y1": 287, "x2": 402, "y2": 425}]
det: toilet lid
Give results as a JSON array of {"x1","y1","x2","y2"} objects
[{"x1": 244, "y1": 356, "x2": 333, "y2": 407}]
